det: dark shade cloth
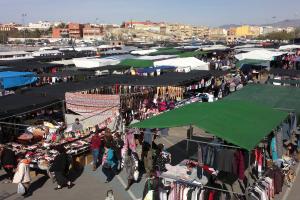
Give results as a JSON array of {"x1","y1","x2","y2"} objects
[{"x1": 0, "y1": 148, "x2": 16, "y2": 166}]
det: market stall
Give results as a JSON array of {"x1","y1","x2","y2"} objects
[{"x1": 131, "y1": 100, "x2": 294, "y2": 199}]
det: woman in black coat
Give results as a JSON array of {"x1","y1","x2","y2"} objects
[
  {"x1": 0, "y1": 144, "x2": 16, "y2": 182},
  {"x1": 50, "y1": 146, "x2": 74, "y2": 190}
]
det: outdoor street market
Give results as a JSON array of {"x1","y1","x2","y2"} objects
[{"x1": 0, "y1": 43, "x2": 300, "y2": 200}]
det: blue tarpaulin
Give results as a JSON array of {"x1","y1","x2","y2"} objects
[
  {"x1": 0, "y1": 71, "x2": 37, "y2": 89},
  {"x1": 137, "y1": 66, "x2": 176, "y2": 73}
]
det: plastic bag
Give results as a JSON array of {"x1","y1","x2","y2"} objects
[
  {"x1": 17, "y1": 183, "x2": 25, "y2": 194},
  {"x1": 144, "y1": 190, "x2": 154, "y2": 200},
  {"x1": 133, "y1": 170, "x2": 139, "y2": 181}
]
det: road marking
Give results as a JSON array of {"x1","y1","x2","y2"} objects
[
  {"x1": 115, "y1": 175, "x2": 138, "y2": 200},
  {"x1": 281, "y1": 162, "x2": 300, "y2": 200}
]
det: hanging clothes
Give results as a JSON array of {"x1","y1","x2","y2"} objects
[
  {"x1": 124, "y1": 132, "x2": 136, "y2": 152},
  {"x1": 215, "y1": 149, "x2": 236, "y2": 174},
  {"x1": 233, "y1": 150, "x2": 245, "y2": 180},
  {"x1": 254, "y1": 149, "x2": 263, "y2": 176},
  {"x1": 271, "y1": 137, "x2": 278, "y2": 161},
  {"x1": 275, "y1": 130, "x2": 284, "y2": 159}
]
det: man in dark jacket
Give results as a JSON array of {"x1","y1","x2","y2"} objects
[{"x1": 50, "y1": 146, "x2": 74, "y2": 190}]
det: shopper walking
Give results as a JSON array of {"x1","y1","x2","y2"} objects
[
  {"x1": 112, "y1": 133, "x2": 124, "y2": 171},
  {"x1": 124, "y1": 149, "x2": 138, "y2": 190},
  {"x1": 102, "y1": 144, "x2": 118, "y2": 183},
  {"x1": 0, "y1": 144, "x2": 16, "y2": 183},
  {"x1": 153, "y1": 144, "x2": 171, "y2": 175},
  {"x1": 90, "y1": 132, "x2": 102, "y2": 171},
  {"x1": 13, "y1": 154, "x2": 31, "y2": 197},
  {"x1": 50, "y1": 146, "x2": 74, "y2": 190}
]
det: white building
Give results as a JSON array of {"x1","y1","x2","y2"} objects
[{"x1": 28, "y1": 21, "x2": 52, "y2": 30}]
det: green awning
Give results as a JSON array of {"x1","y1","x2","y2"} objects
[
  {"x1": 235, "y1": 59, "x2": 270, "y2": 68},
  {"x1": 132, "y1": 100, "x2": 287, "y2": 150},
  {"x1": 119, "y1": 59, "x2": 154, "y2": 68},
  {"x1": 177, "y1": 51, "x2": 208, "y2": 58},
  {"x1": 225, "y1": 84, "x2": 300, "y2": 115}
]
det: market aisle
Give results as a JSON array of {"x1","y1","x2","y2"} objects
[{"x1": 0, "y1": 166, "x2": 133, "y2": 200}]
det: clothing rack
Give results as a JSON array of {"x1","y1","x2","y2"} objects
[
  {"x1": 162, "y1": 176, "x2": 246, "y2": 196},
  {"x1": 184, "y1": 138, "x2": 243, "y2": 149}
]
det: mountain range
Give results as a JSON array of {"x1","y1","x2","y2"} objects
[{"x1": 220, "y1": 19, "x2": 300, "y2": 29}]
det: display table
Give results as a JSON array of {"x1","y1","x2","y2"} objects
[{"x1": 161, "y1": 160, "x2": 208, "y2": 186}]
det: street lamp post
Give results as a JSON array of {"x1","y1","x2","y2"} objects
[{"x1": 22, "y1": 13, "x2": 27, "y2": 45}]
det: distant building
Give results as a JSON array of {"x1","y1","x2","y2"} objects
[
  {"x1": 227, "y1": 28, "x2": 236, "y2": 36},
  {"x1": 83, "y1": 25, "x2": 104, "y2": 40},
  {"x1": 68, "y1": 23, "x2": 84, "y2": 39},
  {"x1": 209, "y1": 28, "x2": 227, "y2": 39},
  {"x1": 124, "y1": 20, "x2": 164, "y2": 33},
  {"x1": 28, "y1": 21, "x2": 52, "y2": 30},
  {"x1": 0, "y1": 23, "x2": 18, "y2": 32},
  {"x1": 52, "y1": 28, "x2": 69, "y2": 38}
]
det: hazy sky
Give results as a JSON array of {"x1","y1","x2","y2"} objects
[{"x1": 0, "y1": 0, "x2": 300, "y2": 27}]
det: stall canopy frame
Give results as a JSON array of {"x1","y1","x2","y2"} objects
[{"x1": 131, "y1": 100, "x2": 288, "y2": 150}]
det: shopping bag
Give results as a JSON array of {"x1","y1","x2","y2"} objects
[
  {"x1": 144, "y1": 190, "x2": 154, "y2": 200},
  {"x1": 17, "y1": 183, "x2": 26, "y2": 194},
  {"x1": 144, "y1": 179, "x2": 153, "y2": 200}
]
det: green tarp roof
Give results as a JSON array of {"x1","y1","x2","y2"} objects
[
  {"x1": 177, "y1": 51, "x2": 208, "y2": 58},
  {"x1": 132, "y1": 100, "x2": 287, "y2": 150},
  {"x1": 118, "y1": 59, "x2": 154, "y2": 68},
  {"x1": 225, "y1": 84, "x2": 300, "y2": 115}
]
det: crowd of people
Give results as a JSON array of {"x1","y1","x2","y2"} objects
[{"x1": 88, "y1": 126, "x2": 171, "y2": 191}]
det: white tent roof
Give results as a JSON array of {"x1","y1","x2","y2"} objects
[
  {"x1": 136, "y1": 55, "x2": 178, "y2": 61},
  {"x1": 154, "y1": 57, "x2": 209, "y2": 71},
  {"x1": 131, "y1": 49, "x2": 157, "y2": 55},
  {"x1": 199, "y1": 45, "x2": 229, "y2": 51},
  {"x1": 279, "y1": 44, "x2": 300, "y2": 51},
  {"x1": 235, "y1": 49, "x2": 286, "y2": 61},
  {"x1": 73, "y1": 57, "x2": 120, "y2": 68}
]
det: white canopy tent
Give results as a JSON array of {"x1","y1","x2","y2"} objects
[
  {"x1": 235, "y1": 49, "x2": 286, "y2": 61},
  {"x1": 73, "y1": 57, "x2": 120, "y2": 68},
  {"x1": 131, "y1": 49, "x2": 158, "y2": 55},
  {"x1": 279, "y1": 44, "x2": 300, "y2": 51},
  {"x1": 154, "y1": 57, "x2": 209, "y2": 72}
]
